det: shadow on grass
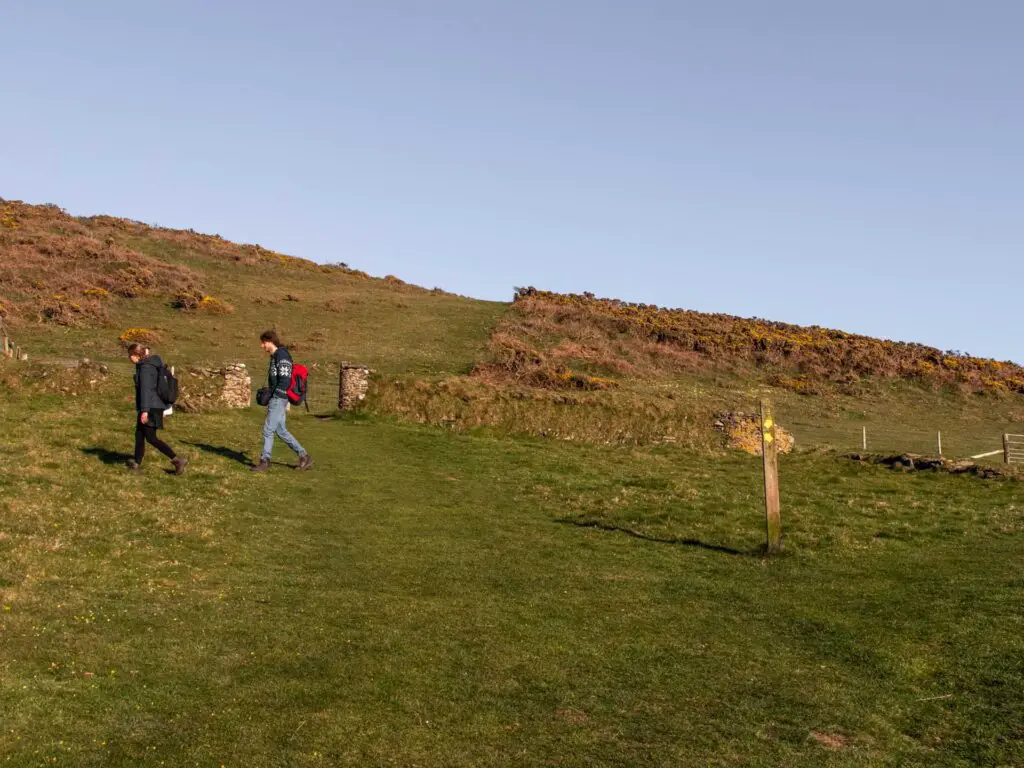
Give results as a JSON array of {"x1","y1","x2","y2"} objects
[
  {"x1": 556, "y1": 517, "x2": 748, "y2": 556},
  {"x1": 184, "y1": 441, "x2": 252, "y2": 466},
  {"x1": 82, "y1": 447, "x2": 133, "y2": 465}
]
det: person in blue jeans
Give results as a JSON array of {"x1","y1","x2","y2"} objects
[{"x1": 251, "y1": 330, "x2": 313, "y2": 472}]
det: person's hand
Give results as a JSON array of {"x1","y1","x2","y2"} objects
[{"x1": 140, "y1": 411, "x2": 149, "y2": 425}]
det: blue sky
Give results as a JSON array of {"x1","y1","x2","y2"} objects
[{"x1": 3, "y1": 1, "x2": 1022, "y2": 360}]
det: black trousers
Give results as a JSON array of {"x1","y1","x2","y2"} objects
[{"x1": 134, "y1": 423, "x2": 176, "y2": 464}]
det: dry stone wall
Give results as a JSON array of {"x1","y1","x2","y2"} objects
[{"x1": 177, "y1": 363, "x2": 251, "y2": 411}]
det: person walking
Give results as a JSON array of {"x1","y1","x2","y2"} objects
[
  {"x1": 126, "y1": 343, "x2": 187, "y2": 475},
  {"x1": 252, "y1": 330, "x2": 312, "y2": 472}
]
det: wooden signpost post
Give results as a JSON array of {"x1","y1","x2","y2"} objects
[{"x1": 760, "y1": 401, "x2": 783, "y2": 553}]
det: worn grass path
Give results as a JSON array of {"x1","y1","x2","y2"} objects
[{"x1": 1, "y1": 392, "x2": 1023, "y2": 766}]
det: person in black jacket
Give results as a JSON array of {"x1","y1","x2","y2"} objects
[
  {"x1": 126, "y1": 343, "x2": 187, "y2": 475},
  {"x1": 251, "y1": 330, "x2": 312, "y2": 472}
]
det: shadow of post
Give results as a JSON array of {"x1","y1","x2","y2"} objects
[{"x1": 555, "y1": 517, "x2": 750, "y2": 556}]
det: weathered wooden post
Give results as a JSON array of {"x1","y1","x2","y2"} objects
[
  {"x1": 760, "y1": 401, "x2": 782, "y2": 554},
  {"x1": 1004, "y1": 433, "x2": 1011, "y2": 464},
  {"x1": 862, "y1": 426, "x2": 867, "y2": 451},
  {"x1": 937, "y1": 431, "x2": 943, "y2": 457}
]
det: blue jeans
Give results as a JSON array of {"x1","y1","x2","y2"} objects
[{"x1": 262, "y1": 397, "x2": 306, "y2": 461}]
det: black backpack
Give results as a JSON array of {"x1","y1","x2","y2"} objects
[{"x1": 157, "y1": 364, "x2": 179, "y2": 405}]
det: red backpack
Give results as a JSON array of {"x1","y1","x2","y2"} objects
[{"x1": 287, "y1": 363, "x2": 309, "y2": 411}]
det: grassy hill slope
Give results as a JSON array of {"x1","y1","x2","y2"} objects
[
  {"x1": 2, "y1": 198, "x2": 1024, "y2": 765},
  {"x1": 1, "y1": 381, "x2": 1022, "y2": 766},
  {"x1": 0, "y1": 198, "x2": 504, "y2": 374}
]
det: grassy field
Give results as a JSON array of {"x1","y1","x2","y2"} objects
[
  {"x1": 1, "y1": 382, "x2": 1022, "y2": 767},
  {"x1": 4, "y1": 200, "x2": 1024, "y2": 765}
]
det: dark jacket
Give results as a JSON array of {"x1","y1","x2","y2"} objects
[
  {"x1": 267, "y1": 347, "x2": 293, "y2": 400},
  {"x1": 135, "y1": 355, "x2": 168, "y2": 413}
]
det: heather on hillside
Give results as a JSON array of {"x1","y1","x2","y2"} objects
[
  {"x1": 485, "y1": 288, "x2": 1024, "y2": 395},
  {"x1": 0, "y1": 198, "x2": 503, "y2": 375},
  {"x1": 0, "y1": 199, "x2": 382, "y2": 329},
  {"x1": 0, "y1": 200, "x2": 203, "y2": 326}
]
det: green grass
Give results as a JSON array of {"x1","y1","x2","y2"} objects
[
  {"x1": 2, "y1": 386, "x2": 1022, "y2": 766},
  {"x1": 366, "y1": 367, "x2": 1024, "y2": 459},
  {"x1": 4, "y1": 204, "x2": 1024, "y2": 764},
  {"x1": 10, "y1": 235, "x2": 506, "y2": 376}
]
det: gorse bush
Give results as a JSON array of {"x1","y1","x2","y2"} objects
[
  {"x1": 171, "y1": 290, "x2": 204, "y2": 310},
  {"x1": 38, "y1": 294, "x2": 109, "y2": 327},
  {"x1": 171, "y1": 291, "x2": 234, "y2": 314},
  {"x1": 503, "y1": 289, "x2": 1024, "y2": 394},
  {"x1": 197, "y1": 295, "x2": 234, "y2": 314},
  {"x1": 0, "y1": 207, "x2": 19, "y2": 230},
  {"x1": 118, "y1": 327, "x2": 163, "y2": 347}
]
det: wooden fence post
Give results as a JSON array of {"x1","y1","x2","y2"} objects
[
  {"x1": 862, "y1": 426, "x2": 867, "y2": 451},
  {"x1": 760, "y1": 400, "x2": 782, "y2": 554},
  {"x1": 1004, "y1": 434, "x2": 1011, "y2": 464},
  {"x1": 937, "y1": 431, "x2": 942, "y2": 457}
]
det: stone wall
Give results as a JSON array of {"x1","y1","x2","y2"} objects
[
  {"x1": 339, "y1": 362, "x2": 372, "y2": 411},
  {"x1": 177, "y1": 363, "x2": 251, "y2": 411}
]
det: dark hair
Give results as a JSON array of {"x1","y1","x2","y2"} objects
[
  {"x1": 126, "y1": 343, "x2": 151, "y2": 359},
  {"x1": 259, "y1": 329, "x2": 282, "y2": 346}
]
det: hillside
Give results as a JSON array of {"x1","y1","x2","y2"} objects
[
  {"x1": 471, "y1": 288, "x2": 1023, "y2": 394},
  {"x1": 0, "y1": 198, "x2": 504, "y2": 374},
  {"x1": 3, "y1": 197, "x2": 1024, "y2": 457},
  {"x1": 2, "y1": 198, "x2": 1024, "y2": 766}
]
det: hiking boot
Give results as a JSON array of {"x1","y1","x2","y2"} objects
[
  {"x1": 172, "y1": 456, "x2": 189, "y2": 476},
  {"x1": 250, "y1": 458, "x2": 271, "y2": 473},
  {"x1": 296, "y1": 454, "x2": 313, "y2": 471},
  {"x1": 125, "y1": 460, "x2": 141, "y2": 473}
]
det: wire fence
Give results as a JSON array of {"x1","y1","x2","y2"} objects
[{"x1": 778, "y1": 415, "x2": 1018, "y2": 464}]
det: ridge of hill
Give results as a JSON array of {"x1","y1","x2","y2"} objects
[
  {"x1": 476, "y1": 288, "x2": 1024, "y2": 396},
  {"x1": 0, "y1": 198, "x2": 504, "y2": 374}
]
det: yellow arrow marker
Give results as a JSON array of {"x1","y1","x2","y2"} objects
[
  {"x1": 764, "y1": 433, "x2": 774, "y2": 444},
  {"x1": 763, "y1": 419, "x2": 774, "y2": 430}
]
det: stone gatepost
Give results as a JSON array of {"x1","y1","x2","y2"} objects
[
  {"x1": 339, "y1": 362, "x2": 372, "y2": 410},
  {"x1": 221, "y1": 363, "x2": 252, "y2": 408}
]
